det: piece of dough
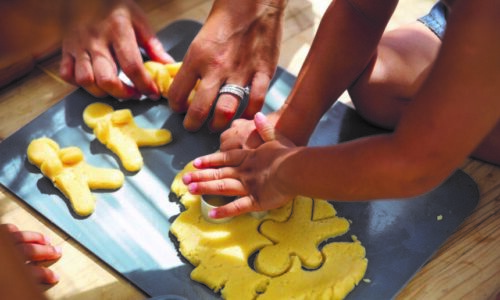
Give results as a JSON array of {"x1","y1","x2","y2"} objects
[
  {"x1": 255, "y1": 196, "x2": 350, "y2": 277},
  {"x1": 259, "y1": 242, "x2": 367, "y2": 300},
  {"x1": 170, "y1": 162, "x2": 368, "y2": 300},
  {"x1": 27, "y1": 137, "x2": 124, "y2": 216},
  {"x1": 83, "y1": 102, "x2": 172, "y2": 172},
  {"x1": 144, "y1": 61, "x2": 198, "y2": 102}
]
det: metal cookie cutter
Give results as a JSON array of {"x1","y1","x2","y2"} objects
[
  {"x1": 200, "y1": 195, "x2": 268, "y2": 223},
  {"x1": 200, "y1": 195, "x2": 235, "y2": 223}
]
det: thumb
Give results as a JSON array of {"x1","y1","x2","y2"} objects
[
  {"x1": 209, "y1": 196, "x2": 255, "y2": 218},
  {"x1": 254, "y1": 112, "x2": 275, "y2": 142}
]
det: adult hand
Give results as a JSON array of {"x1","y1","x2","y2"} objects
[
  {"x1": 183, "y1": 113, "x2": 296, "y2": 218},
  {"x1": 60, "y1": 0, "x2": 174, "y2": 100},
  {"x1": 167, "y1": 0, "x2": 285, "y2": 132},
  {"x1": 1, "y1": 224, "x2": 62, "y2": 284}
]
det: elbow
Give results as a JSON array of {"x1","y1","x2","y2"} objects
[{"x1": 388, "y1": 155, "x2": 457, "y2": 199}]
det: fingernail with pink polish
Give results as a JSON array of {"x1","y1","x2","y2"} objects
[
  {"x1": 182, "y1": 173, "x2": 191, "y2": 184},
  {"x1": 193, "y1": 158, "x2": 202, "y2": 168},
  {"x1": 54, "y1": 246, "x2": 62, "y2": 255},
  {"x1": 209, "y1": 209, "x2": 217, "y2": 219},
  {"x1": 188, "y1": 183, "x2": 197, "y2": 193}
]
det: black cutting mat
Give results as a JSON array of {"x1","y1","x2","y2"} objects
[{"x1": 0, "y1": 20, "x2": 479, "y2": 299}]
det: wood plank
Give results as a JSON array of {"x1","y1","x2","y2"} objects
[{"x1": 0, "y1": 69, "x2": 75, "y2": 141}]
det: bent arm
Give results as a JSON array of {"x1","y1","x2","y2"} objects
[
  {"x1": 276, "y1": 0, "x2": 500, "y2": 200},
  {"x1": 275, "y1": 0, "x2": 398, "y2": 145}
]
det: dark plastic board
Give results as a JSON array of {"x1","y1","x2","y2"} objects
[{"x1": 0, "y1": 20, "x2": 479, "y2": 299}]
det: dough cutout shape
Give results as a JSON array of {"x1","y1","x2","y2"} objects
[
  {"x1": 170, "y1": 162, "x2": 367, "y2": 300},
  {"x1": 83, "y1": 102, "x2": 172, "y2": 172},
  {"x1": 27, "y1": 137, "x2": 124, "y2": 216},
  {"x1": 144, "y1": 61, "x2": 198, "y2": 102},
  {"x1": 255, "y1": 196, "x2": 350, "y2": 277}
]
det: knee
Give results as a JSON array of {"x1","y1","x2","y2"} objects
[{"x1": 348, "y1": 73, "x2": 407, "y2": 130}]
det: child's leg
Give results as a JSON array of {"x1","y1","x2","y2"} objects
[
  {"x1": 348, "y1": 22, "x2": 441, "y2": 129},
  {"x1": 348, "y1": 22, "x2": 500, "y2": 165}
]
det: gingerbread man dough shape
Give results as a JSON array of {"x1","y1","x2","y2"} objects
[
  {"x1": 83, "y1": 102, "x2": 172, "y2": 172},
  {"x1": 27, "y1": 137, "x2": 124, "y2": 216},
  {"x1": 144, "y1": 61, "x2": 198, "y2": 102}
]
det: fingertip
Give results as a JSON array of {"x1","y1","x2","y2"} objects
[
  {"x1": 193, "y1": 158, "x2": 202, "y2": 168},
  {"x1": 51, "y1": 272, "x2": 60, "y2": 284},
  {"x1": 182, "y1": 173, "x2": 192, "y2": 184},
  {"x1": 208, "y1": 209, "x2": 218, "y2": 219},
  {"x1": 254, "y1": 112, "x2": 266, "y2": 123},
  {"x1": 183, "y1": 116, "x2": 203, "y2": 132},
  {"x1": 29, "y1": 266, "x2": 60, "y2": 285},
  {"x1": 53, "y1": 245, "x2": 63, "y2": 257},
  {"x1": 43, "y1": 235, "x2": 52, "y2": 245},
  {"x1": 43, "y1": 269, "x2": 60, "y2": 285},
  {"x1": 187, "y1": 183, "x2": 198, "y2": 194}
]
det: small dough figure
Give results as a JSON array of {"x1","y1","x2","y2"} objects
[
  {"x1": 144, "y1": 61, "x2": 198, "y2": 102},
  {"x1": 170, "y1": 162, "x2": 368, "y2": 300},
  {"x1": 27, "y1": 137, "x2": 124, "y2": 216},
  {"x1": 83, "y1": 102, "x2": 172, "y2": 172}
]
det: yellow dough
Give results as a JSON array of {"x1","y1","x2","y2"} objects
[
  {"x1": 144, "y1": 61, "x2": 198, "y2": 102},
  {"x1": 27, "y1": 137, "x2": 124, "y2": 216},
  {"x1": 170, "y1": 162, "x2": 368, "y2": 300},
  {"x1": 255, "y1": 196, "x2": 350, "y2": 277},
  {"x1": 83, "y1": 102, "x2": 172, "y2": 172}
]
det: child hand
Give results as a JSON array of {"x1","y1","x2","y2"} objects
[{"x1": 184, "y1": 113, "x2": 296, "y2": 218}]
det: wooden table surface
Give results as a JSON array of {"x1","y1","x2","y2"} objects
[{"x1": 0, "y1": 0, "x2": 498, "y2": 299}]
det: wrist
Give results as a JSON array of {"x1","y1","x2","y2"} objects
[
  {"x1": 273, "y1": 146, "x2": 303, "y2": 197},
  {"x1": 275, "y1": 103, "x2": 314, "y2": 146}
]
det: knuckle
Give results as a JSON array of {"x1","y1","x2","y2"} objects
[
  {"x1": 222, "y1": 152, "x2": 232, "y2": 165},
  {"x1": 231, "y1": 201, "x2": 245, "y2": 214},
  {"x1": 95, "y1": 74, "x2": 118, "y2": 89},
  {"x1": 215, "y1": 181, "x2": 226, "y2": 193},
  {"x1": 187, "y1": 103, "x2": 210, "y2": 121},
  {"x1": 75, "y1": 73, "x2": 94, "y2": 87},
  {"x1": 213, "y1": 169, "x2": 223, "y2": 180}
]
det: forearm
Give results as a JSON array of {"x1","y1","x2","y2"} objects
[
  {"x1": 275, "y1": 134, "x2": 442, "y2": 201},
  {"x1": 276, "y1": 0, "x2": 398, "y2": 145}
]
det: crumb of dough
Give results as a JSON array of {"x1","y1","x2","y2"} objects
[
  {"x1": 83, "y1": 102, "x2": 172, "y2": 172},
  {"x1": 437, "y1": 214, "x2": 443, "y2": 221},
  {"x1": 27, "y1": 137, "x2": 124, "y2": 216},
  {"x1": 170, "y1": 161, "x2": 367, "y2": 300},
  {"x1": 144, "y1": 61, "x2": 198, "y2": 102},
  {"x1": 363, "y1": 278, "x2": 372, "y2": 283}
]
